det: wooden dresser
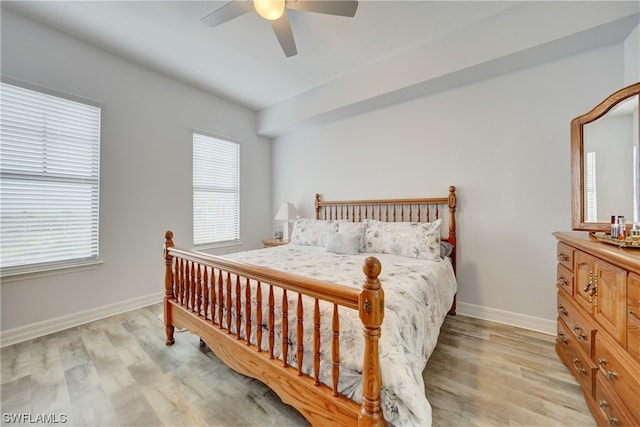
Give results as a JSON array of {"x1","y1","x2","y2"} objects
[{"x1": 554, "y1": 231, "x2": 640, "y2": 427}]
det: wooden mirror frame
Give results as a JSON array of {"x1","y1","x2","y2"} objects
[{"x1": 571, "y1": 82, "x2": 640, "y2": 232}]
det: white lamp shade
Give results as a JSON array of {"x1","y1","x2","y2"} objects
[{"x1": 274, "y1": 202, "x2": 299, "y2": 221}]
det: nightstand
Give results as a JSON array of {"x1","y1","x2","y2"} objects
[{"x1": 262, "y1": 238, "x2": 289, "y2": 248}]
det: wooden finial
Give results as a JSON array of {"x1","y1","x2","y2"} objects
[
  {"x1": 448, "y1": 186, "x2": 456, "y2": 209},
  {"x1": 363, "y1": 257, "x2": 382, "y2": 282},
  {"x1": 164, "y1": 230, "x2": 175, "y2": 260}
]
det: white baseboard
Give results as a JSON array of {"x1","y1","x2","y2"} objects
[
  {"x1": 0, "y1": 291, "x2": 164, "y2": 348},
  {"x1": 456, "y1": 302, "x2": 556, "y2": 336}
]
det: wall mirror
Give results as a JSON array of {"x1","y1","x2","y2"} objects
[{"x1": 571, "y1": 82, "x2": 640, "y2": 232}]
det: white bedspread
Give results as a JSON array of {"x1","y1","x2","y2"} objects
[{"x1": 220, "y1": 243, "x2": 456, "y2": 427}]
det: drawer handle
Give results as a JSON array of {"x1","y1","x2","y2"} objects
[
  {"x1": 573, "y1": 326, "x2": 586, "y2": 341},
  {"x1": 598, "y1": 357, "x2": 618, "y2": 381},
  {"x1": 572, "y1": 358, "x2": 586, "y2": 375},
  {"x1": 556, "y1": 332, "x2": 567, "y2": 344},
  {"x1": 557, "y1": 252, "x2": 569, "y2": 262},
  {"x1": 557, "y1": 276, "x2": 568, "y2": 287},
  {"x1": 583, "y1": 271, "x2": 597, "y2": 298},
  {"x1": 598, "y1": 400, "x2": 618, "y2": 425},
  {"x1": 557, "y1": 306, "x2": 568, "y2": 317}
]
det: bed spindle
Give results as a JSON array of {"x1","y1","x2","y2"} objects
[
  {"x1": 226, "y1": 272, "x2": 232, "y2": 332},
  {"x1": 282, "y1": 289, "x2": 289, "y2": 367},
  {"x1": 245, "y1": 277, "x2": 251, "y2": 345},
  {"x1": 181, "y1": 259, "x2": 188, "y2": 306},
  {"x1": 210, "y1": 269, "x2": 217, "y2": 325},
  {"x1": 217, "y1": 270, "x2": 224, "y2": 328},
  {"x1": 332, "y1": 304, "x2": 340, "y2": 397},
  {"x1": 297, "y1": 293, "x2": 304, "y2": 376},
  {"x1": 235, "y1": 274, "x2": 241, "y2": 339},
  {"x1": 176, "y1": 260, "x2": 182, "y2": 306},
  {"x1": 189, "y1": 261, "x2": 196, "y2": 312},
  {"x1": 184, "y1": 260, "x2": 191, "y2": 309},
  {"x1": 174, "y1": 258, "x2": 181, "y2": 305},
  {"x1": 313, "y1": 299, "x2": 320, "y2": 385},
  {"x1": 256, "y1": 282, "x2": 263, "y2": 351},
  {"x1": 195, "y1": 264, "x2": 202, "y2": 315},
  {"x1": 202, "y1": 267, "x2": 209, "y2": 320},
  {"x1": 268, "y1": 285, "x2": 275, "y2": 359}
]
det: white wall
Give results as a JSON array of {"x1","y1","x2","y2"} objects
[
  {"x1": 624, "y1": 24, "x2": 640, "y2": 84},
  {"x1": 272, "y1": 43, "x2": 627, "y2": 332},
  {"x1": 1, "y1": 10, "x2": 272, "y2": 336}
]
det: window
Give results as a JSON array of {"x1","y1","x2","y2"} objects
[
  {"x1": 193, "y1": 132, "x2": 240, "y2": 246},
  {"x1": 0, "y1": 82, "x2": 101, "y2": 276}
]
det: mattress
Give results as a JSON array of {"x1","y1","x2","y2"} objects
[{"x1": 220, "y1": 243, "x2": 457, "y2": 427}]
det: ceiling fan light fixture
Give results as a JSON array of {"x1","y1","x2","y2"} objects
[{"x1": 254, "y1": 0, "x2": 286, "y2": 21}]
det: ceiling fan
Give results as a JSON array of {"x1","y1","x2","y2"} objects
[{"x1": 202, "y1": 0, "x2": 359, "y2": 57}]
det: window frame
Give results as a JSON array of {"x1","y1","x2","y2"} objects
[
  {"x1": 0, "y1": 78, "x2": 102, "y2": 278},
  {"x1": 192, "y1": 131, "x2": 241, "y2": 249}
]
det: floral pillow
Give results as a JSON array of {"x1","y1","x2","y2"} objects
[
  {"x1": 290, "y1": 218, "x2": 340, "y2": 247},
  {"x1": 363, "y1": 219, "x2": 385, "y2": 253},
  {"x1": 364, "y1": 219, "x2": 442, "y2": 261},
  {"x1": 338, "y1": 221, "x2": 366, "y2": 252},
  {"x1": 325, "y1": 231, "x2": 360, "y2": 255}
]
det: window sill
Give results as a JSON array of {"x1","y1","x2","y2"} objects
[
  {"x1": 194, "y1": 241, "x2": 243, "y2": 252},
  {"x1": 1, "y1": 259, "x2": 103, "y2": 283}
]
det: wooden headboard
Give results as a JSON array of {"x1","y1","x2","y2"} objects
[{"x1": 314, "y1": 185, "x2": 457, "y2": 270}]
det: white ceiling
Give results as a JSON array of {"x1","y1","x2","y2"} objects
[{"x1": 3, "y1": 1, "x2": 639, "y2": 137}]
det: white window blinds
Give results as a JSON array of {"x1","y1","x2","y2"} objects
[
  {"x1": 1, "y1": 82, "x2": 101, "y2": 275},
  {"x1": 193, "y1": 133, "x2": 240, "y2": 246}
]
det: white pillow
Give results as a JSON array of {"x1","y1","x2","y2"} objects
[
  {"x1": 363, "y1": 219, "x2": 385, "y2": 253},
  {"x1": 325, "y1": 231, "x2": 360, "y2": 255},
  {"x1": 338, "y1": 221, "x2": 366, "y2": 252},
  {"x1": 364, "y1": 219, "x2": 441, "y2": 261},
  {"x1": 290, "y1": 218, "x2": 340, "y2": 247}
]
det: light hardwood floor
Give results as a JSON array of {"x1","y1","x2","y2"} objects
[{"x1": 1, "y1": 304, "x2": 595, "y2": 427}]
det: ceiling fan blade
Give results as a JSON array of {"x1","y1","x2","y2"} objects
[
  {"x1": 201, "y1": 1, "x2": 253, "y2": 28},
  {"x1": 285, "y1": 1, "x2": 358, "y2": 17},
  {"x1": 271, "y1": 12, "x2": 297, "y2": 57}
]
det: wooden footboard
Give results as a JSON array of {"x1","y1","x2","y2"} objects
[{"x1": 163, "y1": 231, "x2": 386, "y2": 427}]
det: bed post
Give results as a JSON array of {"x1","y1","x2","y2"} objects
[
  {"x1": 447, "y1": 186, "x2": 457, "y2": 315},
  {"x1": 358, "y1": 257, "x2": 386, "y2": 427},
  {"x1": 315, "y1": 193, "x2": 321, "y2": 219},
  {"x1": 164, "y1": 230, "x2": 176, "y2": 346}
]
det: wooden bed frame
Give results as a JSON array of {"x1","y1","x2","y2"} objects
[{"x1": 163, "y1": 186, "x2": 457, "y2": 426}]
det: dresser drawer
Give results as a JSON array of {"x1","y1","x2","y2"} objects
[
  {"x1": 629, "y1": 273, "x2": 640, "y2": 361},
  {"x1": 557, "y1": 318, "x2": 595, "y2": 397},
  {"x1": 595, "y1": 332, "x2": 640, "y2": 423},
  {"x1": 629, "y1": 273, "x2": 640, "y2": 321},
  {"x1": 558, "y1": 292, "x2": 595, "y2": 358},
  {"x1": 557, "y1": 242, "x2": 574, "y2": 271},
  {"x1": 628, "y1": 313, "x2": 640, "y2": 362},
  {"x1": 594, "y1": 376, "x2": 636, "y2": 427},
  {"x1": 557, "y1": 263, "x2": 574, "y2": 296}
]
